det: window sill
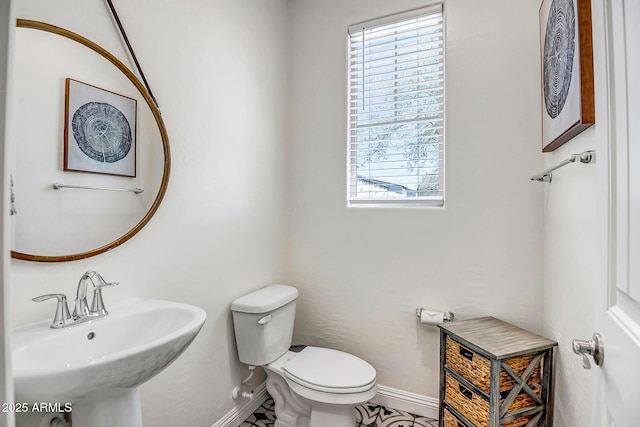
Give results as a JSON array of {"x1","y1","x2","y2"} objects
[{"x1": 347, "y1": 199, "x2": 445, "y2": 209}]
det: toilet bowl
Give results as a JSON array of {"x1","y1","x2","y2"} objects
[
  {"x1": 266, "y1": 347, "x2": 377, "y2": 427},
  {"x1": 230, "y1": 285, "x2": 377, "y2": 427}
]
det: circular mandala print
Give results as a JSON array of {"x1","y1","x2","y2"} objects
[
  {"x1": 543, "y1": 0, "x2": 576, "y2": 119},
  {"x1": 71, "y1": 102, "x2": 132, "y2": 163}
]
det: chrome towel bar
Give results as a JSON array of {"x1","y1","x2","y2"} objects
[
  {"x1": 53, "y1": 182, "x2": 144, "y2": 194},
  {"x1": 531, "y1": 150, "x2": 595, "y2": 183}
]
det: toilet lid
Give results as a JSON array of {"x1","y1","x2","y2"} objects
[{"x1": 283, "y1": 347, "x2": 376, "y2": 393}]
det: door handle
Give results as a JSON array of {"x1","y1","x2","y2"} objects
[{"x1": 572, "y1": 333, "x2": 603, "y2": 369}]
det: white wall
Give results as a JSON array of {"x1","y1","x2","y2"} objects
[
  {"x1": 9, "y1": 0, "x2": 288, "y2": 425},
  {"x1": 541, "y1": 1, "x2": 609, "y2": 425},
  {"x1": 1, "y1": 0, "x2": 15, "y2": 426},
  {"x1": 286, "y1": 0, "x2": 545, "y2": 398},
  {"x1": 5, "y1": 0, "x2": 602, "y2": 425}
]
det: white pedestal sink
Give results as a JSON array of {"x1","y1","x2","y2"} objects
[{"x1": 12, "y1": 298, "x2": 206, "y2": 427}]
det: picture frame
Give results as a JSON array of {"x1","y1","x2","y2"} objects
[
  {"x1": 539, "y1": 0, "x2": 595, "y2": 152},
  {"x1": 64, "y1": 78, "x2": 137, "y2": 176}
]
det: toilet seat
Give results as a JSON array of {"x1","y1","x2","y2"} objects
[
  {"x1": 283, "y1": 347, "x2": 377, "y2": 394},
  {"x1": 266, "y1": 347, "x2": 378, "y2": 407}
]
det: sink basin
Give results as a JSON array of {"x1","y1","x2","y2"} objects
[{"x1": 12, "y1": 298, "x2": 206, "y2": 426}]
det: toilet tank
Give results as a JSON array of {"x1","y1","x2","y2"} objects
[{"x1": 231, "y1": 284, "x2": 298, "y2": 366}]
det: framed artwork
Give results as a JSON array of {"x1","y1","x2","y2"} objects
[
  {"x1": 539, "y1": 0, "x2": 595, "y2": 152},
  {"x1": 64, "y1": 78, "x2": 137, "y2": 176}
]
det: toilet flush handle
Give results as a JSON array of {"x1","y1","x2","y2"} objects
[{"x1": 257, "y1": 314, "x2": 272, "y2": 325}]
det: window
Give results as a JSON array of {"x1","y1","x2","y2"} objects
[{"x1": 348, "y1": 6, "x2": 445, "y2": 206}]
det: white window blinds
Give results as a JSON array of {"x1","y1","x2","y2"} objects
[{"x1": 348, "y1": 5, "x2": 445, "y2": 206}]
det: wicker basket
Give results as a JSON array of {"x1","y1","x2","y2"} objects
[
  {"x1": 444, "y1": 406, "x2": 533, "y2": 427},
  {"x1": 503, "y1": 415, "x2": 535, "y2": 427},
  {"x1": 443, "y1": 408, "x2": 463, "y2": 427},
  {"x1": 445, "y1": 372, "x2": 490, "y2": 427},
  {"x1": 445, "y1": 372, "x2": 537, "y2": 427},
  {"x1": 445, "y1": 337, "x2": 542, "y2": 393}
]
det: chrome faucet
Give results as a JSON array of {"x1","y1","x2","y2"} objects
[
  {"x1": 73, "y1": 271, "x2": 94, "y2": 319},
  {"x1": 33, "y1": 271, "x2": 119, "y2": 329},
  {"x1": 73, "y1": 271, "x2": 119, "y2": 321}
]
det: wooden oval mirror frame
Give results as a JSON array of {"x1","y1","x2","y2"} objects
[{"x1": 11, "y1": 19, "x2": 171, "y2": 262}]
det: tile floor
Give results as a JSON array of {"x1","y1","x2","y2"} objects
[{"x1": 240, "y1": 397, "x2": 439, "y2": 427}]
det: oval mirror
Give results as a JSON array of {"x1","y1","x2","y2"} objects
[{"x1": 11, "y1": 20, "x2": 170, "y2": 262}]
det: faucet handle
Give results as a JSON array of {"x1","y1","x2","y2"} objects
[
  {"x1": 90, "y1": 282, "x2": 118, "y2": 316},
  {"x1": 32, "y1": 294, "x2": 72, "y2": 329},
  {"x1": 94, "y1": 280, "x2": 119, "y2": 290}
]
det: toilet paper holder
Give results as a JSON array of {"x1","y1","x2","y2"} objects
[{"x1": 415, "y1": 307, "x2": 454, "y2": 322}]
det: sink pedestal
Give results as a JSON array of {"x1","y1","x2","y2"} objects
[{"x1": 71, "y1": 388, "x2": 142, "y2": 427}]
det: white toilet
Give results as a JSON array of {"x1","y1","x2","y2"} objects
[{"x1": 231, "y1": 284, "x2": 377, "y2": 427}]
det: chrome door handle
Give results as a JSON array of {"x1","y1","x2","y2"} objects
[{"x1": 572, "y1": 333, "x2": 603, "y2": 369}]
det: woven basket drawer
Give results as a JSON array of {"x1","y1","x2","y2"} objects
[
  {"x1": 503, "y1": 416, "x2": 536, "y2": 427},
  {"x1": 445, "y1": 337, "x2": 542, "y2": 393},
  {"x1": 443, "y1": 407, "x2": 535, "y2": 427},
  {"x1": 445, "y1": 372, "x2": 490, "y2": 427},
  {"x1": 444, "y1": 372, "x2": 539, "y2": 427},
  {"x1": 443, "y1": 408, "x2": 464, "y2": 427}
]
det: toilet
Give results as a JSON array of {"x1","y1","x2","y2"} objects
[{"x1": 231, "y1": 284, "x2": 377, "y2": 427}]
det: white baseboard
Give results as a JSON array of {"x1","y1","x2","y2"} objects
[
  {"x1": 211, "y1": 382, "x2": 269, "y2": 427},
  {"x1": 212, "y1": 383, "x2": 439, "y2": 426},
  {"x1": 370, "y1": 385, "x2": 439, "y2": 420}
]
